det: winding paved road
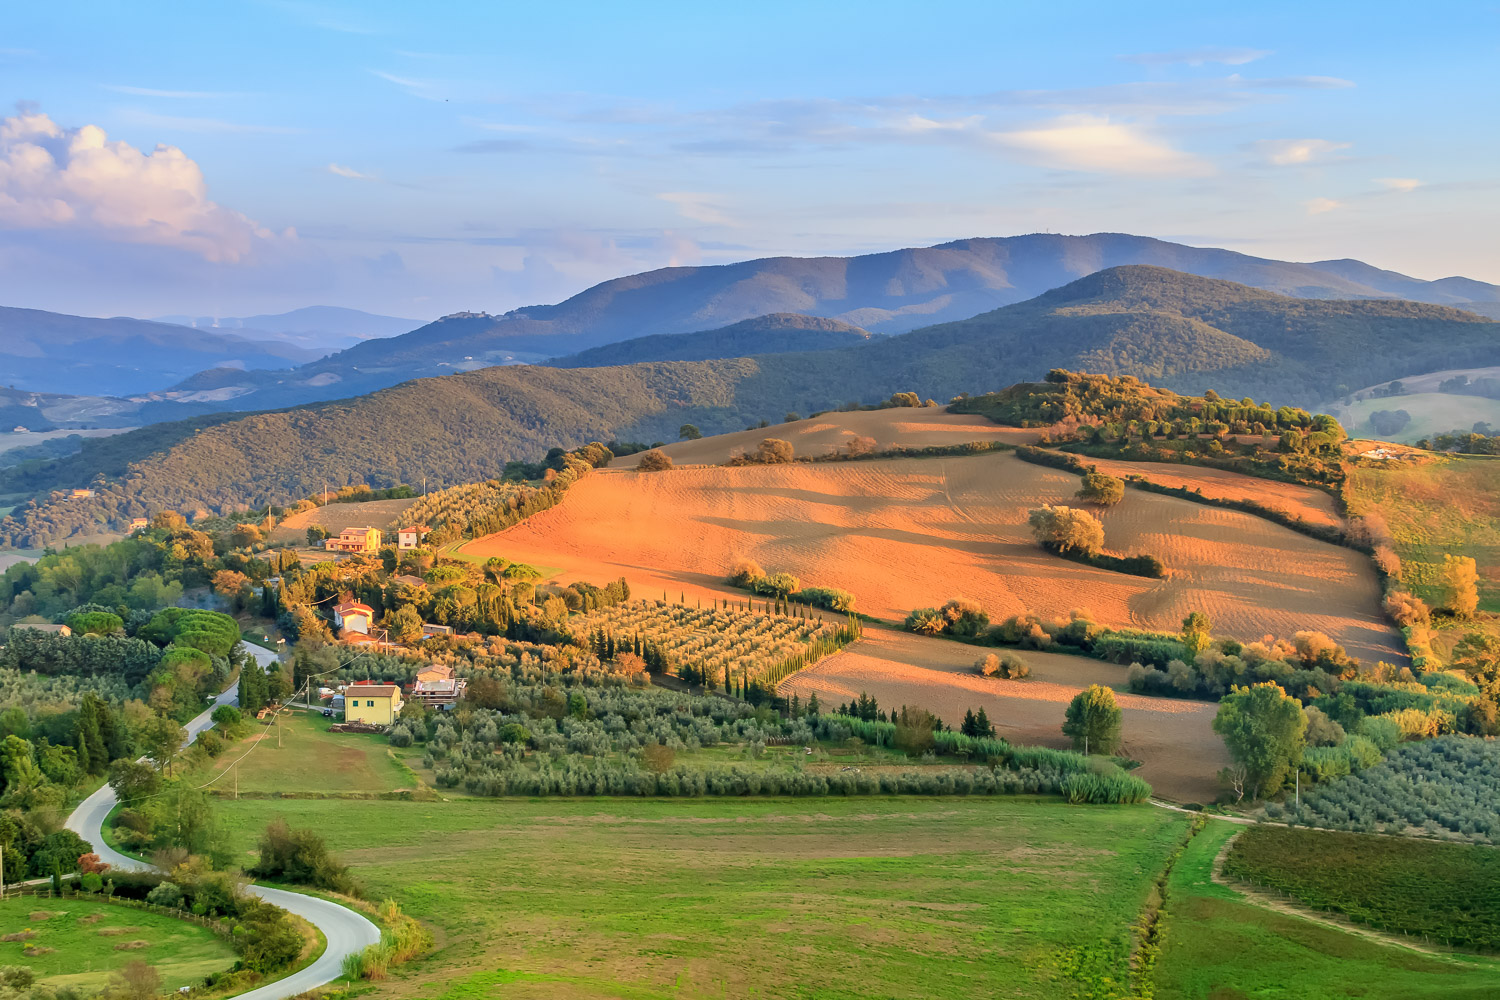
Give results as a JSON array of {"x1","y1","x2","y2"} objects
[{"x1": 66, "y1": 644, "x2": 381, "y2": 1000}]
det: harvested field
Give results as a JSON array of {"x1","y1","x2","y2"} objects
[
  {"x1": 1079, "y1": 456, "x2": 1342, "y2": 529},
  {"x1": 476, "y1": 451, "x2": 1401, "y2": 663},
  {"x1": 269, "y1": 497, "x2": 417, "y2": 544},
  {"x1": 783, "y1": 627, "x2": 1229, "y2": 802},
  {"x1": 614, "y1": 407, "x2": 1041, "y2": 467}
]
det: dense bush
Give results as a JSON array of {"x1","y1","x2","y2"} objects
[{"x1": 249, "y1": 817, "x2": 358, "y2": 894}]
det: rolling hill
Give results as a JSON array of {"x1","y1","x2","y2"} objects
[
  {"x1": 153, "y1": 306, "x2": 424, "y2": 352},
  {"x1": 0, "y1": 306, "x2": 323, "y2": 397},
  {"x1": 548, "y1": 313, "x2": 879, "y2": 368},
  {"x1": 105, "y1": 232, "x2": 1500, "y2": 415},
  {"x1": 6, "y1": 266, "x2": 1500, "y2": 548}
]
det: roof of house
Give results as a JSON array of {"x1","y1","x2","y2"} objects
[
  {"x1": 346, "y1": 683, "x2": 401, "y2": 698},
  {"x1": 16, "y1": 622, "x2": 71, "y2": 634},
  {"x1": 399, "y1": 524, "x2": 430, "y2": 533},
  {"x1": 338, "y1": 525, "x2": 379, "y2": 537},
  {"x1": 393, "y1": 574, "x2": 425, "y2": 587},
  {"x1": 333, "y1": 600, "x2": 374, "y2": 615},
  {"x1": 414, "y1": 678, "x2": 460, "y2": 694}
]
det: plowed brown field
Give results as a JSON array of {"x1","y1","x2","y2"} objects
[
  {"x1": 782, "y1": 627, "x2": 1229, "y2": 803},
  {"x1": 614, "y1": 408, "x2": 1041, "y2": 467},
  {"x1": 1079, "y1": 456, "x2": 1342, "y2": 528},
  {"x1": 469, "y1": 451, "x2": 1402, "y2": 664}
]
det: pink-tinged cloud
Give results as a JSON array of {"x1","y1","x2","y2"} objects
[{"x1": 0, "y1": 108, "x2": 286, "y2": 262}]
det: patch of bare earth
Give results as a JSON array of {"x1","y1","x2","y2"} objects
[
  {"x1": 613, "y1": 407, "x2": 1041, "y2": 468},
  {"x1": 783, "y1": 627, "x2": 1229, "y2": 803},
  {"x1": 269, "y1": 497, "x2": 417, "y2": 544},
  {"x1": 478, "y1": 451, "x2": 1400, "y2": 664},
  {"x1": 1079, "y1": 456, "x2": 1342, "y2": 529}
]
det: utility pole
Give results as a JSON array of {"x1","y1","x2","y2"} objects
[{"x1": 1295, "y1": 768, "x2": 1300, "y2": 809}]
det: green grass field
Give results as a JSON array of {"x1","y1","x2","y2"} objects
[
  {"x1": 1337, "y1": 393, "x2": 1500, "y2": 444},
  {"x1": 184, "y1": 711, "x2": 419, "y2": 795},
  {"x1": 0, "y1": 897, "x2": 237, "y2": 992},
  {"x1": 215, "y1": 796, "x2": 1185, "y2": 999},
  {"x1": 1346, "y1": 456, "x2": 1500, "y2": 612},
  {"x1": 1153, "y1": 822, "x2": 1500, "y2": 999}
]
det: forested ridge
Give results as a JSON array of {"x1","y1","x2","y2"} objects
[{"x1": 5, "y1": 266, "x2": 1499, "y2": 548}]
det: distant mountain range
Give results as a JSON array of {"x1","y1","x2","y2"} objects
[
  {"x1": 153, "y1": 306, "x2": 424, "y2": 353},
  {"x1": 10, "y1": 233, "x2": 1500, "y2": 412},
  {"x1": 0, "y1": 306, "x2": 328, "y2": 397},
  {"x1": 70, "y1": 231, "x2": 1500, "y2": 414},
  {"x1": 549, "y1": 313, "x2": 880, "y2": 368},
  {"x1": 8, "y1": 265, "x2": 1499, "y2": 548}
]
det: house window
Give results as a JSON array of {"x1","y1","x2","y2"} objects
[{"x1": 367, "y1": 700, "x2": 375, "y2": 707}]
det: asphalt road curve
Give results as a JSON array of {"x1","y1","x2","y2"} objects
[{"x1": 65, "y1": 643, "x2": 381, "y2": 1000}]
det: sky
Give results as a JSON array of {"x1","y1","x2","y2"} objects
[{"x1": 0, "y1": 0, "x2": 1496, "y2": 322}]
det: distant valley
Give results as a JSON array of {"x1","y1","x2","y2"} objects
[{"x1": 6, "y1": 265, "x2": 1499, "y2": 548}]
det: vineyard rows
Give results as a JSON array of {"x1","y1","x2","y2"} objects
[
  {"x1": 1223, "y1": 825, "x2": 1500, "y2": 950},
  {"x1": 573, "y1": 600, "x2": 857, "y2": 688}
]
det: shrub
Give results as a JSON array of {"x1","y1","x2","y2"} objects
[
  {"x1": 1028, "y1": 505, "x2": 1105, "y2": 556},
  {"x1": 1382, "y1": 589, "x2": 1430, "y2": 627},
  {"x1": 904, "y1": 608, "x2": 945, "y2": 636},
  {"x1": 249, "y1": 817, "x2": 357, "y2": 894},
  {"x1": 728, "y1": 560, "x2": 765, "y2": 587},
  {"x1": 940, "y1": 598, "x2": 989, "y2": 637},
  {"x1": 1060, "y1": 770, "x2": 1152, "y2": 804},
  {"x1": 1075, "y1": 471, "x2": 1125, "y2": 506},
  {"x1": 978, "y1": 651, "x2": 1030, "y2": 679},
  {"x1": 795, "y1": 586, "x2": 856, "y2": 612},
  {"x1": 146, "y1": 881, "x2": 184, "y2": 908},
  {"x1": 636, "y1": 449, "x2": 673, "y2": 472},
  {"x1": 753, "y1": 438, "x2": 794, "y2": 464}
]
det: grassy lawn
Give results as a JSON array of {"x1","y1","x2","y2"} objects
[
  {"x1": 214, "y1": 796, "x2": 1186, "y2": 999},
  {"x1": 1339, "y1": 393, "x2": 1500, "y2": 444},
  {"x1": 1153, "y1": 821, "x2": 1500, "y2": 999},
  {"x1": 1346, "y1": 456, "x2": 1500, "y2": 612},
  {"x1": 183, "y1": 711, "x2": 418, "y2": 795},
  {"x1": 0, "y1": 897, "x2": 237, "y2": 992}
]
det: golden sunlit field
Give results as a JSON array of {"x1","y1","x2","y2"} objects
[
  {"x1": 613, "y1": 407, "x2": 1042, "y2": 467},
  {"x1": 1080, "y1": 455, "x2": 1343, "y2": 529},
  {"x1": 475, "y1": 450, "x2": 1400, "y2": 664},
  {"x1": 783, "y1": 626, "x2": 1230, "y2": 802}
]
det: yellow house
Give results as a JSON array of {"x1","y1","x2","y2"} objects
[
  {"x1": 325, "y1": 526, "x2": 382, "y2": 553},
  {"x1": 343, "y1": 683, "x2": 403, "y2": 725}
]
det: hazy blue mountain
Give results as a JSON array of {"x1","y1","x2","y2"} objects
[
  {"x1": 0, "y1": 306, "x2": 324, "y2": 397},
  {"x1": 548, "y1": 313, "x2": 879, "y2": 368},
  {"x1": 153, "y1": 305, "x2": 424, "y2": 352}
]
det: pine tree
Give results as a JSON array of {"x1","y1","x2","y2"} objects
[
  {"x1": 975, "y1": 706, "x2": 994, "y2": 738},
  {"x1": 807, "y1": 692, "x2": 820, "y2": 716},
  {"x1": 961, "y1": 709, "x2": 977, "y2": 738}
]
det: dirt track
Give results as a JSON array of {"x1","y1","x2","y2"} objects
[
  {"x1": 783, "y1": 627, "x2": 1230, "y2": 803},
  {"x1": 474, "y1": 451, "x2": 1402, "y2": 664}
]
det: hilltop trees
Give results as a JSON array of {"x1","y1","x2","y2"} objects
[
  {"x1": 1212, "y1": 682, "x2": 1307, "y2": 800},
  {"x1": 1062, "y1": 685, "x2": 1121, "y2": 755},
  {"x1": 679, "y1": 424, "x2": 702, "y2": 440}
]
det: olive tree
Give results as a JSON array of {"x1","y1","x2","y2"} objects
[{"x1": 1028, "y1": 505, "x2": 1105, "y2": 556}]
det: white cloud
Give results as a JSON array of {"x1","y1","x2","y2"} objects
[
  {"x1": 328, "y1": 163, "x2": 373, "y2": 179},
  {"x1": 1376, "y1": 177, "x2": 1423, "y2": 193},
  {"x1": 657, "y1": 192, "x2": 735, "y2": 226},
  {"x1": 1253, "y1": 137, "x2": 1350, "y2": 166},
  {"x1": 1304, "y1": 197, "x2": 1342, "y2": 215},
  {"x1": 118, "y1": 109, "x2": 301, "y2": 134},
  {"x1": 1123, "y1": 47, "x2": 1272, "y2": 67},
  {"x1": 0, "y1": 107, "x2": 284, "y2": 262},
  {"x1": 989, "y1": 114, "x2": 1210, "y2": 177}
]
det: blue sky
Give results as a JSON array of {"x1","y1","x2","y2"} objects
[{"x1": 0, "y1": 0, "x2": 1495, "y2": 320}]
